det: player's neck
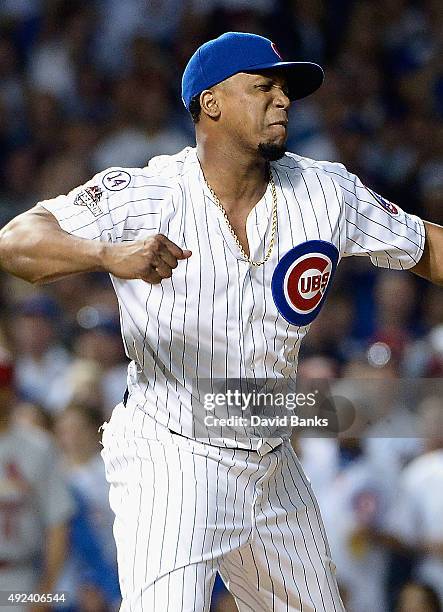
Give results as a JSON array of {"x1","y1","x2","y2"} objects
[{"x1": 197, "y1": 143, "x2": 269, "y2": 215}]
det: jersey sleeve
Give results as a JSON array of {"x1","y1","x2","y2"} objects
[
  {"x1": 335, "y1": 165, "x2": 426, "y2": 270},
  {"x1": 38, "y1": 167, "x2": 166, "y2": 243}
]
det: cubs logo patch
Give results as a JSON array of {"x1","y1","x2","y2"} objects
[
  {"x1": 271, "y1": 240, "x2": 339, "y2": 326},
  {"x1": 74, "y1": 185, "x2": 103, "y2": 217},
  {"x1": 369, "y1": 188, "x2": 399, "y2": 215},
  {"x1": 102, "y1": 170, "x2": 131, "y2": 191}
]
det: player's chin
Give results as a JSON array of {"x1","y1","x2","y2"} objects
[{"x1": 257, "y1": 140, "x2": 287, "y2": 161}]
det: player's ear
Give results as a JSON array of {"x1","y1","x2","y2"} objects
[{"x1": 200, "y1": 89, "x2": 221, "y2": 119}]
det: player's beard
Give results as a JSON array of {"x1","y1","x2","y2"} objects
[{"x1": 258, "y1": 142, "x2": 286, "y2": 161}]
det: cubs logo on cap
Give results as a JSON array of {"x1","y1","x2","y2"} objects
[
  {"x1": 271, "y1": 240, "x2": 339, "y2": 326},
  {"x1": 181, "y1": 32, "x2": 324, "y2": 110}
]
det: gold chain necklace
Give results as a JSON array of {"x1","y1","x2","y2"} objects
[{"x1": 203, "y1": 167, "x2": 278, "y2": 267}]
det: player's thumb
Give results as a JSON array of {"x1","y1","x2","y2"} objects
[{"x1": 178, "y1": 249, "x2": 192, "y2": 259}]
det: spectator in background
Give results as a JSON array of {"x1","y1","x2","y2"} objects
[
  {"x1": 26, "y1": 2, "x2": 95, "y2": 104},
  {"x1": 11, "y1": 294, "x2": 72, "y2": 413},
  {"x1": 25, "y1": 91, "x2": 63, "y2": 164},
  {"x1": 0, "y1": 147, "x2": 38, "y2": 225},
  {"x1": 54, "y1": 404, "x2": 120, "y2": 611},
  {"x1": 299, "y1": 291, "x2": 359, "y2": 367},
  {"x1": 419, "y1": 170, "x2": 443, "y2": 226},
  {"x1": 0, "y1": 347, "x2": 74, "y2": 609},
  {"x1": 305, "y1": 354, "x2": 428, "y2": 612},
  {"x1": 72, "y1": 311, "x2": 127, "y2": 416},
  {"x1": 319, "y1": 447, "x2": 393, "y2": 612},
  {"x1": 395, "y1": 581, "x2": 442, "y2": 612},
  {"x1": 296, "y1": 355, "x2": 341, "y2": 512},
  {"x1": 341, "y1": 357, "x2": 423, "y2": 475},
  {"x1": 0, "y1": 1, "x2": 441, "y2": 609},
  {"x1": 36, "y1": 151, "x2": 89, "y2": 203},
  {"x1": 0, "y1": 31, "x2": 26, "y2": 149},
  {"x1": 403, "y1": 284, "x2": 443, "y2": 377},
  {"x1": 12, "y1": 400, "x2": 53, "y2": 433},
  {"x1": 91, "y1": 75, "x2": 190, "y2": 171},
  {"x1": 370, "y1": 271, "x2": 421, "y2": 363},
  {"x1": 44, "y1": 276, "x2": 103, "y2": 330},
  {"x1": 386, "y1": 396, "x2": 443, "y2": 606},
  {"x1": 49, "y1": 358, "x2": 104, "y2": 414},
  {"x1": 309, "y1": 359, "x2": 398, "y2": 612},
  {"x1": 192, "y1": 0, "x2": 275, "y2": 17}
]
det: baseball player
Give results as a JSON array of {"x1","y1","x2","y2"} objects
[{"x1": 0, "y1": 31, "x2": 442, "y2": 611}]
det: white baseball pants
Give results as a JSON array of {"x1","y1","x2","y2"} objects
[{"x1": 101, "y1": 402, "x2": 345, "y2": 612}]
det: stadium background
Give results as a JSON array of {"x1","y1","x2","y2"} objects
[{"x1": 0, "y1": 0, "x2": 442, "y2": 610}]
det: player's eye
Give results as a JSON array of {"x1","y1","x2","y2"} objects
[{"x1": 256, "y1": 83, "x2": 272, "y2": 91}]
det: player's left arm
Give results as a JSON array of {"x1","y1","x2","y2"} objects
[{"x1": 410, "y1": 220, "x2": 443, "y2": 286}]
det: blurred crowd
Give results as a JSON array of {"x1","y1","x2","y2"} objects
[{"x1": 0, "y1": 0, "x2": 442, "y2": 610}]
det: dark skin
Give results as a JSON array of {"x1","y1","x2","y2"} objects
[
  {"x1": 196, "y1": 71, "x2": 290, "y2": 256},
  {"x1": 195, "y1": 69, "x2": 443, "y2": 281},
  {"x1": 0, "y1": 68, "x2": 441, "y2": 285}
]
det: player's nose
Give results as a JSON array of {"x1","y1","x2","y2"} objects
[{"x1": 274, "y1": 87, "x2": 290, "y2": 110}]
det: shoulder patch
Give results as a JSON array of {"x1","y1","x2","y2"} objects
[
  {"x1": 74, "y1": 185, "x2": 103, "y2": 217},
  {"x1": 368, "y1": 188, "x2": 399, "y2": 215},
  {"x1": 102, "y1": 170, "x2": 132, "y2": 191}
]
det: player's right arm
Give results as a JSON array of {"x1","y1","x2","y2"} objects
[
  {"x1": 0, "y1": 205, "x2": 190, "y2": 285},
  {"x1": 0, "y1": 205, "x2": 104, "y2": 284},
  {"x1": 0, "y1": 167, "x2": 191, "y2": 286}
]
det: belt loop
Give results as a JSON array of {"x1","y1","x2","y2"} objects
[{"x1": 123, "y1": 388, "x2": 129, "y2": 407}]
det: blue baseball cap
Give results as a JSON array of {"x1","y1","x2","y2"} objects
[{"x1": 182, "y1": 32, "x2": 324, "y2": 110}]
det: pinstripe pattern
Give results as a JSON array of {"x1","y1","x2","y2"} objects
[
  {"x1": 39, "y1": 148, "x2": 425, "y2": 451},
  {"x1": 40, "y1": 147, "x2": 425, "y2": 610},
  {"x1": 101, "y1": 403, "x2": 345, "y2": 611}
]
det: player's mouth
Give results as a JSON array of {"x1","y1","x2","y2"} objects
[{"x1": 269, "y1": 121, "x2": 288, "y2": 130}]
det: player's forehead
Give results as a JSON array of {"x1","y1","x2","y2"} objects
[{"x1": 222, "y1": 69, "x2": 289, "y2": 91}]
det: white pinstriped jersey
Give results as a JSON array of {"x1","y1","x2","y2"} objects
[{"x1": 40, "y1": 147, "x2": 425, "y2": 453}]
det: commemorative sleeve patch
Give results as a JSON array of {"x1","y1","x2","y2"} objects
[
  {"x1": 74, "y1": 185, "x2": 104, "y2": 217},
  {"x1": 102, "y1": 170, "x2": 132, "y2": 191},
  {"x1": 271, "y1": 240, "x2": 339, "y2": 326}
]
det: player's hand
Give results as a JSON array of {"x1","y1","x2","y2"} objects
[{"x1": 102, "y1": 234, "x2": 192, "y2": 284}]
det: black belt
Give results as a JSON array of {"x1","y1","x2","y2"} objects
[
  {"x1": 122, "y1": 393, "x2": 255, "y2": 448},
  {"x1": 168, "y1": 428, "x2": 190, "y2": 440}
]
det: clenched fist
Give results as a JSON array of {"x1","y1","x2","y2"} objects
[{"x1": 102, "y1": 234, "x2": 192, "y2": 283}]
